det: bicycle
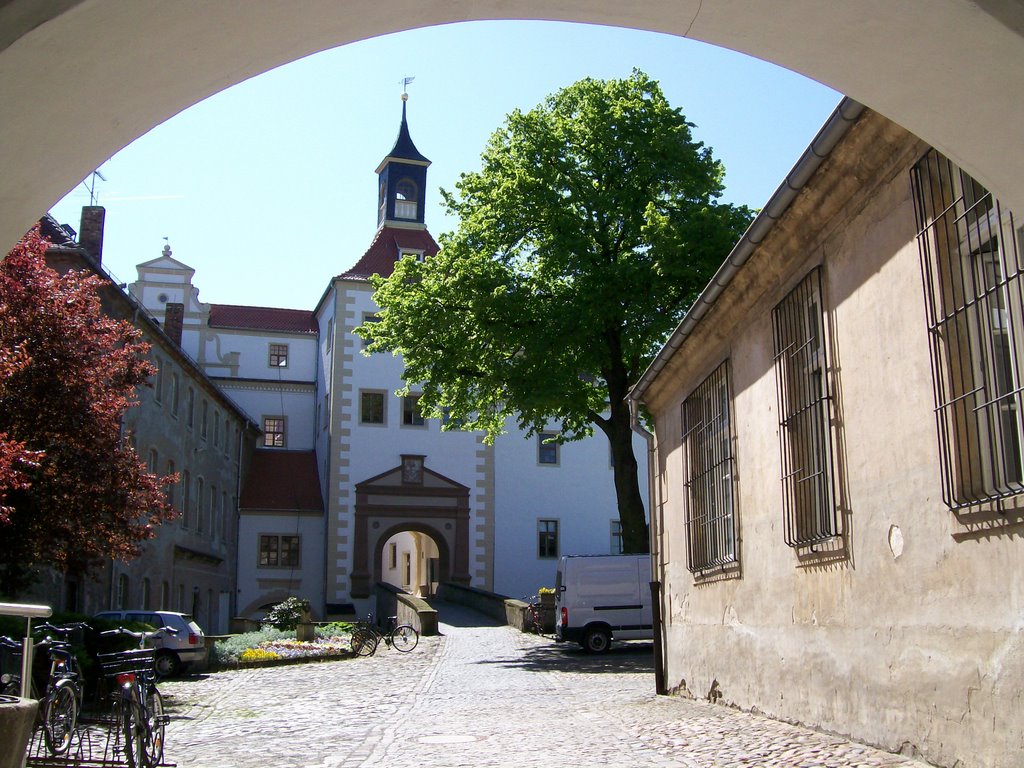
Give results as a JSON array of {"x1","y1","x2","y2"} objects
[
  {"x1": 350, "y1": 614, "x2": 419, "y2": 656},
  {"x1": 33, "y1": 621, "x2": 90, "y2": 755},
  {"x1": 98, "y1": 627, "x2": 174, "y2": 768},
  {"x1": 523, "y1": 596, "x2": 545, "y2": 634}
]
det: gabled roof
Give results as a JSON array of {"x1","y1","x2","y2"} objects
[
  {"x1": 337, "y1": 225, "x2": 440, "y2": 281},
  {"x1": 208, "y1": 303, "x2": 318, "y2": 334},
  {"x1": 239, "y1": 450, "x2": 324, "y2": 513}
]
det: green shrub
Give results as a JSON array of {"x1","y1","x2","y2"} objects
[
  {"x1": 315, "y1": 621, "x2": 354, "y2": 639},
  {"x1": 263, "y1": 597, "x2": 310, "y2": 631},
  {"x1": 210, "y1": 627, "x2": 292, "y2": 666}
]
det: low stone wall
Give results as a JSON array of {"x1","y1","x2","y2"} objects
[
  {"x1": 374, "y1": 583, "x2": 438, "y2": 636},
  {"x1": 436, "y1": 582, "x2": 511, "y2": 624}
]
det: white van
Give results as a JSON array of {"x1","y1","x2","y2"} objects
[
  {"x1": 553, "y1": 554, "x2": 653, "y2": 653},
  {"x1": 93, "y1": 610, "x2": 206, "y2": 676}
]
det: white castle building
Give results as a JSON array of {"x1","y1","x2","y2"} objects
[{"x1": 128, "y1": 100, "x2": 647, "y2": 619}]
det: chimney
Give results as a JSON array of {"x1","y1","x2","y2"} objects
[
  {"x1": 164, "y1": 303, "x2": 184, "y2": 347},
  {"x1": 78, "y1": 206, "x2": 105, "y2": 264}
]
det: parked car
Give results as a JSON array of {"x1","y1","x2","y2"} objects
[
  {"x1": 93, "y1": 610, "x2": 206, "y2": 677},
  {"x1": 553, "y1": 554, "x2": 653, "y2": 653}
]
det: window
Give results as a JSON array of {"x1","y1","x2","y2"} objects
[
  {"x1": 538, "y1": 432, "x2": 559, "y2": 465},
  {"x1": 166, "y1": 460, "x2": 176, "y2": 507},
  {"x1": 389, "y1": 542, "x2": 398, "y2": 570},
  {"x1": 182, "y1": 470, "x2": 191, "y2": 528},
  {"x1": 360, "y1": 391, "x2": 385, "y2": 424},
  {"x1": 912, "y1": 150, "x2": 1024, "y2": 508},
  {"x1": 268, "y1": 343, "x2": 289, "y2": 368},
  {"x1": 117, "y1": 574, "x2": 129, "y2": 610},
  {"x1": 610, "y1": 520, "x2": 623, "y2": 554},
  {"x1": 326, "y1": 318, "x2": 334, "y2": 352},
  {"x1": 201, "y1": 399, "x2": 208, "y2": 439},
  {"x1": 186, "y1": 388, "x2": 195, "y2": 429},
  {"x1": 538, "y1": 519, "x2": 559, "y2": 558},
  {"x1": 681, "y1": 361, "x2": 738, "y2": 572},
  {"x1": 322, "y1": 394, "x2": 329, "y2": 430},
  {"x1": 153, "y1": 359, "x2": 164, "y2": 403},
  {"x1": 196, "y1": 478, "x2": 205, "y2": 533},
  {"x1": 142, "y1": 578, "x2": 151, "y2": 611},
  {"x1": 771, "y1": 267, "x2": 840, "y2": 547},
  {"x1": 402, "y1": 394, "x2": 425, "y2": 426},
  {"x1": 361, "y1": 313, "x2": 381, "y2": 349},
  {"x1": 395, "y1": 178, "x2": 418, "y2": 219},
  {"x1": 259, "y1": 534, "x2": 300, "y2": 567},
  {"x1": 147, "y1": 448, "x2": 158, "y2": 474},
  {"x1": 403, "y1": 552, "x2": 412, "y2": 587},
  {"x1": 263, "y1": 416, "x2": 286, "y2": 448},
  {"x1": 209, "y1": 484, "x2": 217, "y2": 540},
  {"x1": 170, "y1": 373, "x2": 179, "y2": 417}
]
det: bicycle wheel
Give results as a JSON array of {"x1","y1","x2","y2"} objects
[
  {"x1": 43, "y1": 680, "x2": 77, "y2": 755},
  {"x1": 351, "y1": 629, "x2": 378, "y2": 657},
  {"x1": 145, "y1": 687, "x2": 165, "y2": 767},
  {"x1": 122, "y1": 695, "x2": 148, "y2": 768},
  {"x1": 389, "y1": 624, "x2": 419, "y2": 652}
]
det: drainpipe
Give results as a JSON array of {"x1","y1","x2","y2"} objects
[{"x1": 629, "y1": 398, "x2": 667, "y2": 695}]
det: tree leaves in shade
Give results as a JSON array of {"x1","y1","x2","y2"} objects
[
  {"x1": 363, "y1": 71, "x2": 752, "y2": 553},
  {"x1": 0, "y1": 227, "x2": 177, "y2": 596}
]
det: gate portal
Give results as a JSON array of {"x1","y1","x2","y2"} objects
[{"x1": 350, "y1": 455, "x2": 471, "y2": 598}]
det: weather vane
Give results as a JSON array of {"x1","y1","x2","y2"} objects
[{"x1": 399, "y1": 76, "x2": 415, "y2": 101}]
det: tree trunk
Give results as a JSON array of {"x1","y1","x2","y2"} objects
[{"x1": 602, "y1": 396, "x2": 649, "y2": 554}]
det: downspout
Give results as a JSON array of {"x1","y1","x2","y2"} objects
[
  {"x1": 233, "y1": 422, "x2": 245, "y2": 622},
  {"x1": 629, "y1": 398, "x2": 666, "y2": 695}
]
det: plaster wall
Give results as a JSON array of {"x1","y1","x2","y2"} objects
[
  {"x1": 643, "y1": 112, "x2": 1024, "y2": 767},
  {"x1": 493, "y1": 427, "x2": 648, "y2": 599},
  {"x1": 206, "y1": 330, "x2": 318, "y2": 382},
  {"x1": 236, "y1": 511, "x2": 326, "y2": 618}
]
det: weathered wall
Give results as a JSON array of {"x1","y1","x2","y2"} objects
[{"x1": 643, "y1": 111, "x2": 1024, "y2": 767}]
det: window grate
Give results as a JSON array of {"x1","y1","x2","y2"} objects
[
  {"x1": 911, "y1": 149, "x2": 1024, "y2": 509},
  {"x1": 771, "y1": 267, "x2": 840, "y2": 547},
  {"x1": 680, "y1": 361, "x2": 738, "y2": 573}
]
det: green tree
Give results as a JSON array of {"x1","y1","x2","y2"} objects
[
  {"x1": 0, "y1": 227, "x2": 176, "y2": 596},
  {"x1": 365, "y1": 71, "x2": 752, "y2": 553}
]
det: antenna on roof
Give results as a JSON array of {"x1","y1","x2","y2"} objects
[
  {"x1": 399, "y1": 76, "x2": 415, "y2": 101},
  {"x1": 85, "y1": 169, "x2": 107, "y2": 206}
]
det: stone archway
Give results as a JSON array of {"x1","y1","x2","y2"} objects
[
  {"x1": 349, "y1": 456, "x2": 471, "y2": 598},
  {"x1": 2, "y1": 2, "x2": 1024, "y2": 251}
]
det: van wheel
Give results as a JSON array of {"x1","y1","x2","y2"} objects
[
  {"x1": 154, "y1": 651, "x2": 181, "y2": 678},
  {"x1": 582, "y1": 627, "x2": 611, "y2": 654}
]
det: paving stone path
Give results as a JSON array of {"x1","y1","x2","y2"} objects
[{"x1": 159, "y1": 604, "x2": 930, "y2": 768}]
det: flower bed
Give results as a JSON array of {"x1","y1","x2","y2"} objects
[{"x1": 211, "y1": 626, "x2": 359, "y2": 669}]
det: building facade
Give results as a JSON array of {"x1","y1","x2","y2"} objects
[
  {"x1": 631, "y1": 101, "x2": 1024, "y2": 767},
  {"x1": 31, "y1": 211, "x2": 260, "y2": 632},
  {"x1": 130, "y1": 100, "x2": 647, "y2": 618}
]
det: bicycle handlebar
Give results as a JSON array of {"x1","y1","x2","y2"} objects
[{"x1": 100, "y1": 626, "x2": 177, "y2": 642}]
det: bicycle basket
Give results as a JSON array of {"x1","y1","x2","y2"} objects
[{"x1": 97, "y1": 648, "x2": 155, "y2": 678}]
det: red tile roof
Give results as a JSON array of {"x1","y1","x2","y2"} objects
[
  {"x1": 338, "y1": 225, "x2": 439, "y2": 281},
  {"x1": 239, "y1": 450, "x2": 324, "y2": 513},
  {"x1": 208, "y1": 304, "x2": 318, "y2": 334}
]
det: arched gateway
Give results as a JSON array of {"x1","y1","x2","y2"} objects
[{"x1": 350, "y1": 455, "x2": 471, "y2": 598}]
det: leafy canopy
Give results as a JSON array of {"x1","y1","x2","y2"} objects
[
  {"x1": 0, "y1": 228, "x2": 176, "y2": 596},
  {"x1": 364, "y1": 70, "x2": 752, "y2": 444}
]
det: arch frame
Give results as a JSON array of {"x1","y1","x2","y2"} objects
[{"x1": 1, "y1": 1, "x2": 1023, "y2": 251}]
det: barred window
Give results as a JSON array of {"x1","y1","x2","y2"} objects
[
  {"x1": 680, "y1": 361, "x2": 737, "y2": 572},
  {"x1": 912, "y1": 150, "x2": 1024, "y2": 508},
  {"x1": 772, "y1": 267, "x2": 840, "y2": 547}
]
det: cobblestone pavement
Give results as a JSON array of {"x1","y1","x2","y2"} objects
[{"x1": 159, "y1": 604, "x2": 930, "y2": 768}]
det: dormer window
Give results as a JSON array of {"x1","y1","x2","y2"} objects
[
  {"x1": 400, "y1": 250, "x2": 426, "y2": 263},
  {"x1": 395, "y1": 178, "x2": 418, "y2": 220}
]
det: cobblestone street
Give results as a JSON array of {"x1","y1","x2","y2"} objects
[{"x1": 159, "y1": 605, "x2": 930, "y2": 768}]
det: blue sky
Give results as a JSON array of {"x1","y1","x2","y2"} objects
[{"x1": 47, "y1": 21, "x2": 840, "y2": 310}]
